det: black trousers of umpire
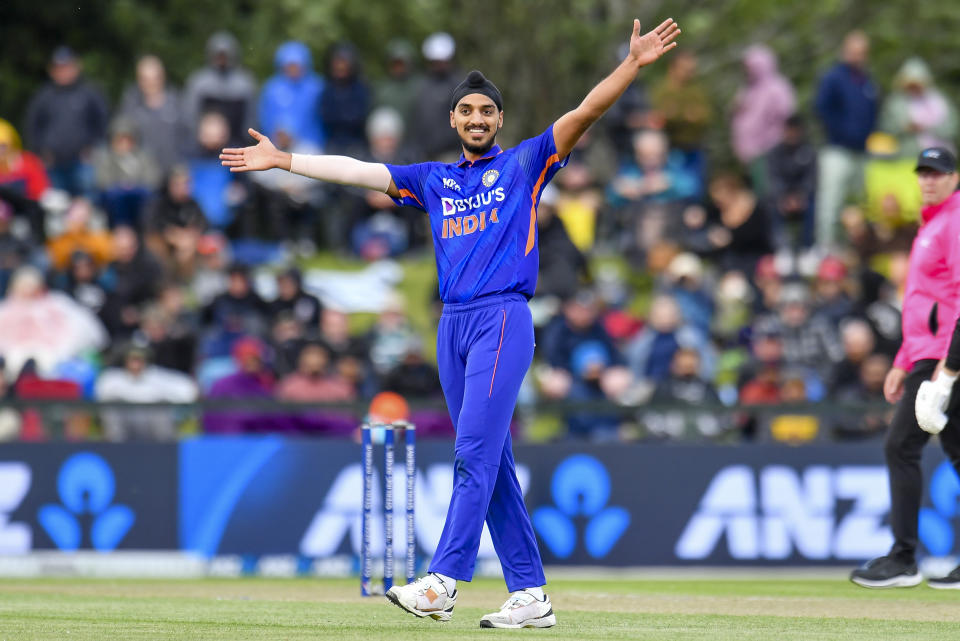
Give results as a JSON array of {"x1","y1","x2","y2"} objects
[{"x1": 886, "y1": 359, "x2": 960, "y2": 562}]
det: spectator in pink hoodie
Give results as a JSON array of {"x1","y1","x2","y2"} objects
[{"x1": 731, "y1": 45, "x2": 796, "y2": 196}]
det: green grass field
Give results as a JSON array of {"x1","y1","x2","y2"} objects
[{"x1": 2, "y1": 575, "x2": 960, "y2": 640}]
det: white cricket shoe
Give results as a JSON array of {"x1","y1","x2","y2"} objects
[
  {"x1": 479, "y1": 592, "x2": 556, "y2": 629},
  {"x1": 385, "y1": 574, "x2": 457, "y2": 621}
]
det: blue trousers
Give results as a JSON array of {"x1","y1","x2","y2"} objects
[{"x1": 428, "y1": 293, "x2": 545, "y2": 591}]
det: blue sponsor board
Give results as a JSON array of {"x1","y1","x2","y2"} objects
[
  {"x1": 175, "y1": 439, "x2": 959, "y2": 566},
  {"x1": 3, "y1": 439, "x2": 960, "y2": 566},
  {"x1": 180, "y1": 437, "x2": 356, "y2": 557},
  {"x1": 0, "y1": 444, "x2": 177, "y2": 553}
]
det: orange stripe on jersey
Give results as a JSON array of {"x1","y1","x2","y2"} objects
[
  {"x1": 399, "y1": 188, "x2": 423, "y2": 207},
  {"x1": 525, "y1": 153, "x2": 560, "y2": 255}
]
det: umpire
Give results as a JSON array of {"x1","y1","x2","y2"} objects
[{"x1": 851, "y1": 147, "x2": 960, "y2": 588}]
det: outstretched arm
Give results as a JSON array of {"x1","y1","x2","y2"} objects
[
  {"x1": 553, "y1": 18, "x2": 680, "y2": 159},
  {"x1": 220, "y1": 128, "x2": 399, "y2": 196}
]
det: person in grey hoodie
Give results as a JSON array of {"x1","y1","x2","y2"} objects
[{"x1": 183, "y1": 32, "x2": 258, "y2": 148}]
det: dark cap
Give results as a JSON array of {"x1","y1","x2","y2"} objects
[
  {"x1": 227, "y1": 262, "x2": 250, "y2": 277},
  {"x1": 279, "y1": 266, "x2": 302, "y2": 284},
  {"x1": 51, "y1": 46, "x2": 77, "y2": 65},
  {"x1": 916, "y1": 147, "x2": 957, "y2": 173},
  {"x1": 450, "y1": 70, "x2": 503, "y2": 112}
]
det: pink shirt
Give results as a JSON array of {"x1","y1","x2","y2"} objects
[{"x1": 894, "y1": 190, "x2": 960, "y2": 370}]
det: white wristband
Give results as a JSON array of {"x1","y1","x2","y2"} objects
[
  {"x1": 937, "y1": 370, "x2": 959, "y2": 388},
  {"x1": 289, "y1": 154, "x2": 392, "y2": 193}
]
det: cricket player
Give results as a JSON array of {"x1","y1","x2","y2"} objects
[
  {"x1": 221, "y1": 17, "x2": 680, "y2": 626},
  {"x1": 850, "y1": 147, "x2": 960, "y2": 589}
]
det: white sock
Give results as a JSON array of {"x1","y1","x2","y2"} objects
[
  {"x1": 522, "y1": 586, "x2": 545, "y2": 600},
  {"x1": 431, "y1": 572, "x2": 457, "y2": 595}
]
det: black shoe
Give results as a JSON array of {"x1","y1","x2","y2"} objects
[
  {"x1": 927, "y1": 564, "x2": 960, "y2": 589},
  {"x1": 850, "y1": 555, "x2": 922, "y2": 588}
]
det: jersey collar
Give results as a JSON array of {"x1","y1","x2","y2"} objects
[
  {"x1": 457, "y1": 145, "x2": 503, "y2": 168},
  {"x1": 921, "y1": 189, "x2": 960, "y2": 224}
]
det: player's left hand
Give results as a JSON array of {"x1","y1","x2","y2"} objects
[
  {"x1": 915, "y1": 373, "x2": 957, "y2": 434},
  {"x1": 628, "y1": 18, "x2": 681, "y2": 67}
]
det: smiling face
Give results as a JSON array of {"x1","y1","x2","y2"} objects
[{"x1": 450, "y1": 93, "x2": 503, "y2": 157}]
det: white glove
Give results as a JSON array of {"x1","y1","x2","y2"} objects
[{"x1": 915, "y1": 372, "x2": 957, "y2": 434}]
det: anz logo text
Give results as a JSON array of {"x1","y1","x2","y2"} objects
[{"x1": 676, "y1": 465, "x2": 893, "y2": 560}]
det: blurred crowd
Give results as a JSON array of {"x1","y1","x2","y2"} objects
[{"x1": 0, "y1": 28, "x2": 949, "y2": 442}]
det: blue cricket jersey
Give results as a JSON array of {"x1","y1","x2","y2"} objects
[{"x1": 387, "y1": 125, "x2": 568, "y2": 304}]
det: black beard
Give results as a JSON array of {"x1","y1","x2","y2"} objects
[{"x1": 460, "y1": 129, "x2": 496, "y2": 156}]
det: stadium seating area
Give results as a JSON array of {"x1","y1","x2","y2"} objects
[{"x1": 1, "y1": 30, "x2": 951, "y2": 442}]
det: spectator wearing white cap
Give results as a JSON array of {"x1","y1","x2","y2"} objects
[{"x1": 409, "y1": 32, "x2": 462, "y2": 161}]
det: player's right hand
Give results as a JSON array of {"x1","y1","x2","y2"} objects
[
  {"x1": 219, "y1": 128, "x2": 282, "y2": 173},
  {"x1": 883, "y1": 367, "x2": 906, "y2": 404}
]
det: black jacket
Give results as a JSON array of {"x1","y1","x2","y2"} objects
[{"x1": 26, "y1": 79, "x2": 109, "y2": 163}]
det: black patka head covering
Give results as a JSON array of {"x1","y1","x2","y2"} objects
[{"x1": 449, "y1": 70, "x2": 503, "y2": 112}]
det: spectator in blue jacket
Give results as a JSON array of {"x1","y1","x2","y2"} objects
[
  {"x1": 259, "y1": 41, "x2": 325, "y2": 149},
  {"x1": 814, "y1": 31, "x2": 878, "y2": 249},
  {"x1": 608, "y1": 129, "x2": 700, "y2": 210},
  {"x1": 188, "y1": 112, "x2": 247, "y2": 229},
  {"x1": 319, "y1": 43, "x2": 370, "y2": 155},
  {"x1": 539, "y1": 290, "x2": 625, "y2": 439},
  {"x1": 607, "y1": 129, "x2": 699, "y2": 262},
  {"x1": 626, "y1": 294, "x2": 712, "y2": 384}
]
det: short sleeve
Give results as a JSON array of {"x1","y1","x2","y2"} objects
[
  {"x1": 513, "y1": 124, "x2": 570, "y2": 187},
  {"x1": 385, "y1": 162, "x2": 435, "y2": 211}
]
